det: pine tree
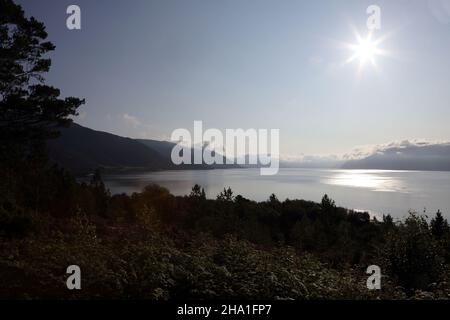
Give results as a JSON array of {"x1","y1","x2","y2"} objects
[
  {"x1": 0, "y1": 0, "x2": 84, "y2": 164},
  {"x1": 430, "y1": 210, "x2": 449, "y2": 240}
]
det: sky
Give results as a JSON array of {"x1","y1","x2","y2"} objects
[{"x1": 16, "y1": 0, "x2": 450, "y2": 158}]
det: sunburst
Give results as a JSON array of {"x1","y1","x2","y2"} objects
[{"x1": 343, "y1": 28, "x2": 390, "y2": 72}]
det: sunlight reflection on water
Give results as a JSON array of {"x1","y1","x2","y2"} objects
[{"x1": 324, "y1": 170, "x2": 407, "y2": 192}]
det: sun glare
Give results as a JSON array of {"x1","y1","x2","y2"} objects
[
  {"x1": 352, "y1": 38, "x2": 376, "y2": 64},
  {"x1": 344, "y1": 29, "x2": 389, "y2": 72}
]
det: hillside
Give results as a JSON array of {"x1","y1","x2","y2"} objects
[
  {"x1": 136, "y1": 139, "x2": 177, "y2": 160},
  {"x1": 47, "y1": 123, "x2": 238, "y2": 174},
  {"x1": 47, "y1": 123, "x2": 171, "y2": 174}
]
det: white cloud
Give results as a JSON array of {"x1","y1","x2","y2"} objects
[
  {"x1": 280, "y1": 139, "x2": 450, "y2": 164},
  {"x1": 281, "y1": 153, "x2": 340, "y2": 163},
  {"x1": 115, "y1": 113, "x2": 166, "y2": 140},
  {"x1": 77, "y1": 110, "x2": 87, "y2": 120},
  {"x1": 343, "y1": 139, "x2": 450, "y2": 160},
  {"x1": 122, "y1": 113, "x2": 141, "y2": 128}
]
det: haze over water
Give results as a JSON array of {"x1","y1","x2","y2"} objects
[{"x1": 100, "y1": 168, "x2": 450, "y2": 220}]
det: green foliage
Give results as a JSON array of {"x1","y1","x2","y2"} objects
[
  {"x1": 0, "y1": 228, "x2": 403, "y2": 300},
  {"x1": 2, "y1": 173, "x2": 449, "y2": 299},
  {"x1": 382, "y1": 212, "x2": 446, "y2": 293}
]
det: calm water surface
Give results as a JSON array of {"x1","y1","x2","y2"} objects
[{"x1": 100, "y1": 168, "x2": 450, "y2": 220}]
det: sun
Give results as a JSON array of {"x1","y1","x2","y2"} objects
[
  {"x1": 351, "y1": 36, "x2": 377, "y2": 65},
  {"x1": 347, "y1": 33, "x2": 380, "y2": 67},
  {"x1": 344, "y1": 30, "x2": 389, "y2": 71}
]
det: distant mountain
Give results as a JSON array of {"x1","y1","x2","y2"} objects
[
  {"x1": 342, "y1": 142, "x2": 450, "y2": 171},
  {"x1": 48, "y1": 126, "x2": 450, "y2": 173},
  {"x1": 137, "y1": 137, "x2": 241, "y2": 166},
  {"x1": 136, "y1": 139, "x2": 176, "y2": 161},
  {"x1": 47, "y1": 123, "x2": 239, "y2": 174},
  {"x1": 47, "y1": 123, "x2": 170, "y2": 174}
]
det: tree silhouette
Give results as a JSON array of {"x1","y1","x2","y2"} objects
[
  {"x1": 321, "y1": 194, "x2": 335, "y2": 210},
  {"x1": 431, "y1": 210, "x2": 449, "y2": 240},
  {"x1": 0, "y1": 0, "x2": 84, "y2": 212},
  {"x1": 0, "y1": 0, "x2": 84, "y2": 164},
  {"x1": 217, "y1": 187, "x2": 234, "y2": 202},
  {"x1": 189, "y1": 184, "x2": 206, "y2": 200},
  {"x1": 269, "y1": 193, "x2": 279, "y2": 203}
]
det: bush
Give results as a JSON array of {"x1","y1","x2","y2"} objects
[
  {"x1": 382, "y1": 212, "x2": 445, "y2": 292},
  {"x1": 0, "y1": 202, "x2": 33, "y2": 238}
]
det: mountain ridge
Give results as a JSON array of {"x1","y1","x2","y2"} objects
[
  {"x1": 48, "y1": 123, "x2": 450, "y2": 174},
  {"x1": 47, "y1": 123, "x2": 239, "y2": 174}
]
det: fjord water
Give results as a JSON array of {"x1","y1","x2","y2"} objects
[{"x1": 101, "y1": 168, "x2": 450, "y2": 219}]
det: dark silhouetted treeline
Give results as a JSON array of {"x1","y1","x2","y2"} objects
[{"x1": 1, "y1": 164, "x2": 450, "y2": 299}]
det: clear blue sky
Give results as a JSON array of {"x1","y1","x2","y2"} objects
[{"x1": 17, "y1": 0, "x2": 450, "y2": 157}]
